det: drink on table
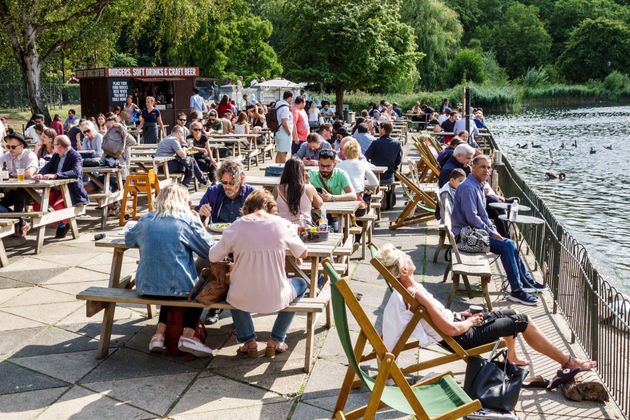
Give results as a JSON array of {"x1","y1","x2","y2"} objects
[
  {"x1": 16, "y1": 168, "x2": 25, "y2": 182},
  {"x1": 318, "y1": 209, "x2": 328, "y2": 232}
]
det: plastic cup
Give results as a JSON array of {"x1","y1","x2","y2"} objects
[{"x1": 16, "y1": 168, "x2": 25, "y2": 182}]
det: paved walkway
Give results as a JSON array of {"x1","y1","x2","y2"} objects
[{"x1": 0, "y1": 164, "x2": 624, "y2": 419}]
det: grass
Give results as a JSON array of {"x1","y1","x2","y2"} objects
[{"x1": 0, "y1": 104, "x2": 81, "y2": 133}]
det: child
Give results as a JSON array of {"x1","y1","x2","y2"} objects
[{"x1": 437, "y1": 168, "x2": 466, "y2": 221}]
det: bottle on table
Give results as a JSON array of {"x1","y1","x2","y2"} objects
[
  {"x1": 509, "y1": 199, "x2": 519, "y2": 222},
  {"x1": 1, "y1": 162, "x2": 8, "y2": 181},
  {"x1": 318, "y1": 209, "x2": 328, "y2": 232}
]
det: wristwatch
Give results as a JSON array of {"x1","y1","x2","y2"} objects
[{"x1": 331, "y1": 195, "x2": 336, "y2": 202}]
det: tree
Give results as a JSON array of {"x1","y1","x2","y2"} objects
[
  {"x1": 476, "y1": 3, "x2": 551, "y2": 79},
  {"x1": 558, "y1": 17, "x2": 630, "y2": 83},
  {"x1": 276, "y1": 0, "x2": 421, "y2": 116},
  {"x1": 0, "y1": 0, "x2": 210, "y2": 120},
  {"x1": 545, "y1": 0, "x2": 628, "y2": 58},
  {"x1": 401, "y1": 0, "x2": 462, "y2": 89},
  {"x1": 445, "y1": 48, "x2": 486, "y2": 86},
  {"x1": 170, "y1": 0, "x2": 282, "y2": 80}
]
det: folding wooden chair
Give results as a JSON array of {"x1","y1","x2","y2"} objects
[
  {"x1": 366, "y1": 243, "x2": 504, "y2": 375},
  {"x1": 321, "y1": 258, "x2": 482, "y2": 420},
  {"x1": 390, "y1": 172, "x2": 438, "y2": 229}
]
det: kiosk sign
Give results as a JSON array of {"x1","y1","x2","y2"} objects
[{"x1": 105, "y1": 67, "x2": 199, "y2": 77}]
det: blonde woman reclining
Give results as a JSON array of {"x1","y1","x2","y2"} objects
[{"x1": 377, "y1": 243, "x2": 596, "y2": 372}]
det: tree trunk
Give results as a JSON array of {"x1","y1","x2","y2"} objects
[
  {"x1": 335, "y1": 84, "x2": 345, "y2": 122},
  {"x1": 20, "y1": 54, "x2": 50, "y2": 122},
  {"x1": 13, "y1": 25, "x2": 50, "y2": 122}
]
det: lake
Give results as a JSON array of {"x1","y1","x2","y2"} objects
[{"x1": 487, "y1": 105, "x2": 630, "y2": 292}]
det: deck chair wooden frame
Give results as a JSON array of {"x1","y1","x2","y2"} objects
[
  {"x1": 412, "y1": 139, "x2": 441, "y2": 184},
  {"x1": 366, "y1": 242, "x2": 504, "y2": 375},
  {"x1": 390, "y1": 172, "x2": 437, "y2": 229},
  {"x1": 321, "y1": 258, "x2": 482, "y2": 420}
]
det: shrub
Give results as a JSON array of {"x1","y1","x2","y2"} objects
[
  {"x1": 445, "y1": 49, "x2": 486, "y2": 87},
  {"x1": 522, "y1": 67, "x2": 549, "y2": 87}
]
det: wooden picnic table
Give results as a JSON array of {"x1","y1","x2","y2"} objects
[
  {"x1": 0, "y1": 179, "x2": 85, "y2": 253},
  {"x1": 94, "y1": 231, "x2": 343, "y2": 370},
  {"x1": 246, "y1": 175, "x2": 281, "y2": 189},
  {"x1": 82, "y1": 166, "x2": 124, "y2": 229},
  {"x1": 321, "y1": 200, "x2": 361, "y2": 241}
]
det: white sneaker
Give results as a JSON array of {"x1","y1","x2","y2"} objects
[{"x1": 178, "y1": 336, "x2": 214, "y2": 357}]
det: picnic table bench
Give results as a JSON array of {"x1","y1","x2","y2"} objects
[
  {"x1": 0, "y1": 219, "x2": 18, "y2": 267},
  {"x1": 0, "y1": 179, "x2": 85, "y2": 253},
  {"x1": 128, "y1": 156, "x2": 183, "y2": 188},
  {"x1": 77, "y1": 232, "x2": 345, "y2": 372},
  {"x1": 83, "y1": 166, "x2": 124, "y2": 229}
]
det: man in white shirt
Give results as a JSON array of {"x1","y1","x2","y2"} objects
[
  {"x1": 453, "y1": 113, "x2": 479, "y2": 146},
  {"x1": 189, "y1": 88, "x2": 208, "y2": 115},
  {"x1": 24, "y1": 114, "x2": 48, "y2": 143},
  {"x1": 275, "y1": 91, "x2": 294, "y2": 163}
]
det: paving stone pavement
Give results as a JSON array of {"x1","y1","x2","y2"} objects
[{"x1": 0, "y1": 163, "x2": 625, "y2": 419}]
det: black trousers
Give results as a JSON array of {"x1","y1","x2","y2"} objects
[{"x1": 453, "y1": 310, "x2": 529, "y2": 350}]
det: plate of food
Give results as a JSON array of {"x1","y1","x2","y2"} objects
[{"x1": 208, "y1": 223, "x2": 231, "y2": 233}]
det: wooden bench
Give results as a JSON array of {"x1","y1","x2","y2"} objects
[
  {"x1": 83, "y1": 166, "x2": 125, "y2": 229},
  {"x1": 444, "y1": 223, "x2": 494, "y2": 310},
  {"x1": 77, "y1": 284, "x2": 330, "y2": 373},
  {"x1": 0, "y1": 219, "x2": 18, "y2": 267}
]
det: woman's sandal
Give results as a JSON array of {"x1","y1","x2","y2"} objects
[
  {"x1": 547, "y1": 368, "x2": 580, "y2": 391},
  {"x1": 523, "y1": 375, "x2": 550, "y2": 389},
  {"x1": 264, "y1": 341, "x2": 288, "y2": 358},
  {"x1": 236, "y1": 340, "x2": 258, "y2": 358}
]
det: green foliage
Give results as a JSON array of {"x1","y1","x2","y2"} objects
[
  {"x1": 558, "y1": 17, "x2": 630, "y2": 83},
  {"x1": 522, "y1": 66, "x2": 549, "y2": 87},
  {"x1": 111, "y1": 52, "x2": 138, "y2": 67},
  {"x1": 445, "y1": 49, "x2": 486, "y2": 86},
  {"x1": 169, "y1": 0, "x2": 282, "y2": 80},
  {"x1": 602, "y1": 71, "x2": 630, "y2": 99},
  {"x1": 545, "y1": 0, "x2": 629, "y2": 58},
  {"x1": 481, "y1": 51, "x2": 507, "y2": 84},
  {"x1": 400, "y1": 0, "x2": 463, "y2": 89},
  {"x1": 275, "y1": 0, "x2": 421, "y2": 93},
  {"x1": 476, "y1": 3, "x2": 551, "y2": 79}
]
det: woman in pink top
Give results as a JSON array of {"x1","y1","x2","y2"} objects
[
  {"x1": 273, "y1": 158, "x2": 322, "y2": 224},
  {"x1": 208, "y1": 189, "x2": 308, "y2": 358}
]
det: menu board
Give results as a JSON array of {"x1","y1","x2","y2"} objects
[{"x1": 109, "y1": 78, "x2": 132, "y2": 104}]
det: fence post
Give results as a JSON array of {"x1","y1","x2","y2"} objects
[
  {"x1": 551, "y1": 224, "x2": 563, "y2": 314},
  {"x1": 590, "y1": 268, "x2": 599, "y2": 362}
]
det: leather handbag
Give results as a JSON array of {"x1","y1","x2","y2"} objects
[
  {"x1": 463, "y1": 341, "x2": 528, "y2": 413},
  {"x1": 188, "y1": 261, "x2": 231, "y2": 305},
  {"x1": 457, "y1": 226, "x2": 491, "y2": 253}
]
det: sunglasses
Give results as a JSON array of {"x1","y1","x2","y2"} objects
[
  {"x1": 83, "y1": 130, "x2": 91, "y2": 134},
  {"x1": 7, "y1": 144, "x2": 21, "y2": 149},
  {"x1": 178, "y1": 119, "x2": 187, "y2": 122},
  {"x1": 191, "y1": 128, "x2": 201, "y2": 132},
  {"x1": 221, "y1": 179, "x2": 238, "y2": 186}
]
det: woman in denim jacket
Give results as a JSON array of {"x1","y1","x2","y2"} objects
[{"x1": 125, "y1": 184, "x2": 215, "y2": 357}]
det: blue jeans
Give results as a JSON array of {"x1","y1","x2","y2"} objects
[
  {"x1": 489, "y1": 236, "x2": 534, "y2": 292},
  {"x1": 230, "y1": 277, "x2": 308, "y2": 343}
]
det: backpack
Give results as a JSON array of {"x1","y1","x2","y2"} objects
[
  {"x1": 102, "y1": 124, "x2": 127, "y2": 158},
  {"x1": 164, "y1": 308, "x2": 208, "y2": 356},
  {"x1": 266, "y1": 104, "x2": 287, "y2": 132}
]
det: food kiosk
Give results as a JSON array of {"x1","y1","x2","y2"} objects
[{"x1": 76, "y1": 66, "x2": 200, "y2": 127}]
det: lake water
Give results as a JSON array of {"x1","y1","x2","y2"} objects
[{"x1": 487, "y1": 106, "x2": 630, "y2": 292}]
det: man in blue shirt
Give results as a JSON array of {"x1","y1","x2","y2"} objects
[
  {"x1": 364, "y1": 122, "x2": 402, "y2": 185},
  {"x1": 352, "y1": 123, "x2": 375, "y2": 154},
  {"x1": 451, "y1": 155, "x2": 544, "y2": 306}
]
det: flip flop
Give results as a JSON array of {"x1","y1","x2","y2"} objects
[
  {"x1": 547, "y1": 368, "x2": 580, "y2": 391},
  {"x1": 522, "y1": 375, "x2": 550, "y2": 389}
]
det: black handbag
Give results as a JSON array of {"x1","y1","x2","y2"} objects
[{"x1": 463, "y1": 341, "x2": 528, "y2": 413}]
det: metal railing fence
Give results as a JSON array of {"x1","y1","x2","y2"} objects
[{"x1": 488, "y1": 135, "x2": 630, "y2": 418}]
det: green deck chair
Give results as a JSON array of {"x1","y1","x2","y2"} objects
[
  {"x1": 321, "y1": 258, "x2": 481, "y2": 420},
  {"x1": 366, "y1": 242, "x2": 505, "y2": 376}
]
